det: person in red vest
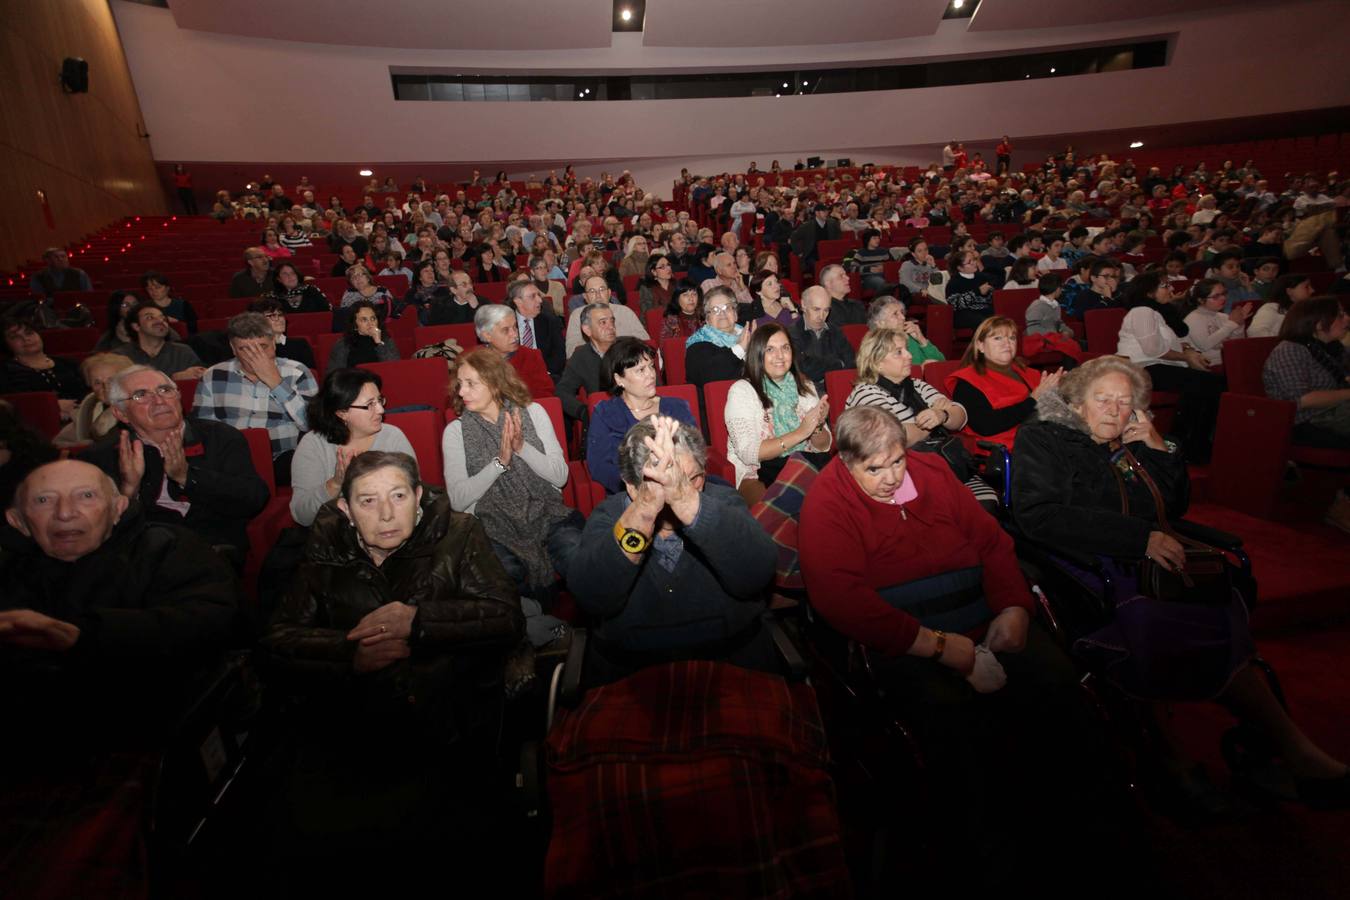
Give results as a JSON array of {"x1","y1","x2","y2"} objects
[{"x1": 944, "y1": 316, "x2": 1063, "y2": 451}]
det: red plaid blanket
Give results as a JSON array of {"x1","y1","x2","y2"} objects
[
  {"x1": 749, "y1": 454, "x2": 823, "y2": 593},
  {"x1": 545, "y1": 660, "x2": 850, "y2": 899}
]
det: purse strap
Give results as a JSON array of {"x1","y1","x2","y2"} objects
[{"x1": 1117, "y1": 446, "x2": 1177, "y2": 536}]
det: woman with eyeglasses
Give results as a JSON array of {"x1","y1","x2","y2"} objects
[
  {"x1": 290, "y1": 368, "x2": 414, "y2": 527},
  {"x1": 1182, "y1": 278, "x2": 1250, "y2": 367},
  {"x1": 637, "y1": 253, "x2": 675, "y2": 314},
  {"x1": 685, "y1": 286, "x2": 754, "y2": 396}
]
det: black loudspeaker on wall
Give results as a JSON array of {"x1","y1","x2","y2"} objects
[{"x1": 61, "y1": 57, "x2": 89, "y2": 93}]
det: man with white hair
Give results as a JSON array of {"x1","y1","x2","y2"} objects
[
  {"x1": 475, "y1": 302, "x2": 554, "y2": 398},
  {"x1": 1, "y1": 459, "x2": 239, "y2": 891},
  {"x1": 80, "y1": 365, "x2": 268, "y2": 561}
]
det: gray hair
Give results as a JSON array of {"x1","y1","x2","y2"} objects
[
  {"x1": 473, "y1": 303, "x2": 513, "y2": 340},
  {"x1": 701, "y1": 285, "x2": 737, "y2": 318},
  {"x1": 617, "y1": 419, "x2": 708, "y2": 488},
  {"x1": 1059, "y1": 356, "x2": 1153, "y2": 413},
  {"x1": 505, "y1": 278, "x2": 535, "y2": 308},
  {"x1": 819, "y1": 263, "x2": 846, "y2": 284},
  {"x1": 226, "y1": 312, "x2": 274, "y2": 342},
  {"x1": 106, "y1": 364, "x2": 169, "y2": 409},
  {"x1": 580, "y1": 302, "x2": 611, "y2": 331},
  {"x1": 867, "y1": 295, "x2": 906, "y2": 329},
  {"x1": 835, "y1": 406, "x2": 908, "y2": 465}
]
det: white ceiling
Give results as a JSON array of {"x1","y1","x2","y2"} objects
[
  {"x1": 166, "y1": 0, "x2": 616, "y2": 50},
  {"x1": 165, "y1": 0, "x2": 1266, "y2": 50},
  {"x1": 641, "y1": 0, "x2": 948, "y2": 48}
]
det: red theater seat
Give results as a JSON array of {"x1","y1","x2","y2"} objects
[
  {"x1": 357, "y1": 358, "x2": 450, "y2": 413},
  {"x1": 383, "y1": 410, "x2": 444, "y2": 486}
]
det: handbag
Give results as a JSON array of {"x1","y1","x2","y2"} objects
[
  {"x1": 897, "y1": 378, "x2": 973, "y2": 482},
  {"x1": 1112, "y1": 446, "x2": 1232, "y2": 605}
]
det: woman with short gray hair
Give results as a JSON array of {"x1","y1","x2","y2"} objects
[{"x1": 568, "y1": 415, "x2": 778, "y2": 685}]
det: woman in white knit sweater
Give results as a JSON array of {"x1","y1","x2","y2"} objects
[
  {"x1": 724, "y1": 322, "x2": 832, "y2": 503},
  {"x1": 1181, "y1": 278, "x2": 1250, "y2": 367}
]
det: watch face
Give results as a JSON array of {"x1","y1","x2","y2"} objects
[{"x1": 620, "y1": 531, "x2": 646, "y2": 552}]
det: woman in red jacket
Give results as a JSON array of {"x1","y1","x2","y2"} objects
[
  {"x1": 945, "y1": 316, "x2": 1063, "y2": 450},
  {"x1": 798, "y1": 406, "x2": 1119, "y2": 888}
]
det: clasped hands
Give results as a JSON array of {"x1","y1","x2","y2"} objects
[
  {"x1": 347, "y1": 601, "x2": 417, "y2": 673},
  {"x1": 119, "y1": 426, "x2": 190, "y2": 497},
  {"x1": 631, "y1": 415, "x2": 700, "y2": 529}
]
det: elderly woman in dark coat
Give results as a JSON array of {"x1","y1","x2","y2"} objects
[
  {"x1": 257, "y1": 450, "x2": 525, "y2": 888},
  {"x1": 1013, "y1": 356, "x2": 1349, "y2": 810}
]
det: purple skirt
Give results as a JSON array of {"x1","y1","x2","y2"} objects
[{"x1": 1063, "y1": 560, "x2": 1255, "y2": 701}]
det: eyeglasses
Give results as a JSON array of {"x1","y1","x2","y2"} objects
[
  {"x1": 347, "y1": 395, "x2": 387, "y2": 411},
  {"x1": 706, "y1": 304, "x2": 734, "y2": 315},
  {"x1": 263, "y1": 311, "x2": 285, "y2": 319},
  {"x1": 584, "y1": 287, "x2": 609, "y2": 296},
  {"x1": 127, "y1": 384, "x2": 179, "y2": 404}
]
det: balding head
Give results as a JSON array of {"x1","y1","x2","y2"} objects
[
  {"x1": 7, "y1": 460, "x2": 127, "y2": 562},
  {"x1": 801, "y1": 286, "x2": 832, "y2": 331}
]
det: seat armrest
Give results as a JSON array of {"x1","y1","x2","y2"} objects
[
  {"x1": 558, "y1": 627, "x2": 588, "y2": 705},
  {"x1": 765, "y1": 614, "x2": 807, "y2": 681}
]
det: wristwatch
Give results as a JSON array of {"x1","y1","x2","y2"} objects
[
  {"x1": 930, "y1": 630, "x2": 947, "y2": 660},
  {"x1": 491, "y1": 456, "x2": 507, "y2": 471},
  {"x1": 613, "y1": 520, "x2": 651, "y2": 554}
]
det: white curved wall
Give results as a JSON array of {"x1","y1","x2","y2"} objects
[{"x1": 114, "y1": 0, "x2": 1350, "y2": 175}]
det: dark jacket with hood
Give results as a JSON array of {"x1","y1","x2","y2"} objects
[
  {"x1": 257, "y1": 488, "x2": 523, "y2": 748},
  {"x1": 0, "y1": 502, "x2": 240, "y2": 755},
  {"x1": 1011, "y1": 389, "x2": 1189, "y2": 560}
]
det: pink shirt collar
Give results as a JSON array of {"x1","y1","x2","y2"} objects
[{"x1": 889, "y1": 470, "x2": 918, "y2": 506}]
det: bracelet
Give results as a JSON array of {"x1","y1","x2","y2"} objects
[
  {"x1": 940, "y1": 408, "x2": 950, "y2": 425},
  {"x1": 491, "y1": 456, "x2": 507, "y2": 471},
  {"x1": 778, "y1": 437, "x2": 787, "y2": 455},
  {"x1": 930, "y1": 630, "x2": 947, "y2": 660}
]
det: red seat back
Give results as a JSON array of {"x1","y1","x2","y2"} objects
[
  {"x1": 656, "y1": 384, "x2": 701, "y2": 429},
  {"x1": 475, "y1": 281, "x2": 509, "y2": 304},
  {"x1": 315, "y1": 332, "x2": 343, "y2": 373},
  {"x1": 661, "y1": 336, "x2": 687, "y2": 385},
  {"x1": 925, "y1": 303, "x2": 954, "y2": 357},
  {"x1": 357, "y1": 358, "x2": 450, "y2": 413},
  {"x1": 240, "y1": 427, "x2": 277, "y2": 498},
  {"x1": 840, "y1": 324, "x2": 867, "y2": 353},
  {"x1": 1222, "y1": 336, "x2": 1281, "y2": 397},
  {"x1": 383, "y1": 410, "x2": 444, "y2": 486},
  {"x1": 1207, "y1": 393, "x2": 1294, "y2": 518},
  {"x1": 992, "y1": 289, "x2": 1039, "y2": 326},
  {"x1": 1084, "y1": 308, "x2": 1127, "y2": 355},
  {"x1": 287, "y1": 312, "x2": 332, "y2": 337},
  {"x1": 414, "y1": 324, "x2": 479, "y2": 351},
  {"x1": 2, "y1": 391, "x2": 61, "y2": 440},
  {"x1": 922, "y1": 360, "x2": 964, "y2": 399},
  {"x1": 175, "y1": 378, "x2": 198, "y2": 413},
  {"x1": 208, "y1": 298, "x2": 254, "y2": 319},
  {"x1": 702, "y1": 379, "x2": 738, "y2": 462},
  {"x1": 823, "y1": 368, "x2": 857, "y2": 429},
  {"x1": 39, "y1": 328, "x2": 100, "y2": 355}
]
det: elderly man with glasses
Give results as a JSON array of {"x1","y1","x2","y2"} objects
[
  {"x1": 564, "y1": 275, "x2": 649, "y2": 357},
  {"x1": 229, "y1": 246, "x2": 276, "y2": 298},
  {"x1": 79, "y1": 364, "x2": 268, "y2": 564}
]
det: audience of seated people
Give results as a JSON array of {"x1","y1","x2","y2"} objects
[{"x1": 4, "y1": 150, "x2": 1350, "y2": 897}]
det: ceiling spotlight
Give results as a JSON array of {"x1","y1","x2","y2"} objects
[
  {"x1": 802, "y1": 80, "x2": 808, "y2": 86},
  {"x1": 359, "y1": 169, "x2": 373, "y2": 177},
  {"x1": 1130, "y1": 140, "x2": 1145, "y2": 149},
  {"x1": 782, "y1": 82, "x2": 789, "y2": 88},
  {"x1": 775, "y1": 93, "x2": 781, "y2": 98},
  {"x1": 620, "y1": 8, "x2": 632, "y2": 21},
  {"x1": 1024, "y1": 74, "x2": 1030, "y2": 78},
  {"x1": 579, "y1": 92, "x2": 585, "y2": 98},
  {"x1": 1050, "y1": 67, "x2": 1056, "y2": 73}
]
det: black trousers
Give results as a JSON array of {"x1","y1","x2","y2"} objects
[{"x1": 1145, "y1": 364, "x2": 1225, "y2": 463}]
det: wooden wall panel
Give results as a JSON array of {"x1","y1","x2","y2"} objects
[{"x1": 0, "y1": 0, "x2": 167, "y2": 275}]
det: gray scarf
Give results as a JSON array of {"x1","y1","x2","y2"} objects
[{"x1": 460, "y1": 401, "x2": 568, "y2": 588}]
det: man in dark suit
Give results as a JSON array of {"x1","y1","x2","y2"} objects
[
  {"x1": 509, "y1": 279, "x2": 565, "y2": 382},
  {"x1": 789, "y1": 205, "x2": 841, "y2": 273}
]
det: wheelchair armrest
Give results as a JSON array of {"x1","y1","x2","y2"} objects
[
  {"x1": 1174, "y1": 519, "x2": 1250, "y2": 577},
  {"x1": 558, "y1": 627, "x2": 588, "y2": 705},
  {"x1": 764, "y1": 615, "x2": 807, "y2": 682},
  {"x1": 1173, "y1": 519, "x2": 1242, "y2": 551}
]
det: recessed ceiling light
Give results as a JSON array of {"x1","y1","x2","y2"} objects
[
  {"x1": 953, "y1": 0, "x2": 964, "y2": 8},
  {"x1": 578, "y1": 92, "x2": 585, "y2": 98},
  {"x1": 782, "y1": 82, "x2": 789, "y2": 88},
  {"x1": 1130, "y1": 140, "x2": 1144, "y2": 149},
  {"x1": 775, "y1": 93, "x2": 781, "y2": 98},
  {"x1": 1050, "y1": 67, "x2": 1056, "y2": 73},
  {"x1": 802, "y1": 80, "x2": 809, "y2": 86},
  {"x1": 359, "y1": 169, "x2": 373, "y2": 177},
  {"x1": 621, "y1": 8, "x2": 632, "y2": 21}
]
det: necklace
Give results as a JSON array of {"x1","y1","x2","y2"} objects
[{"x1": 625, "y1": 394, "x2": 658, "y2": 417}]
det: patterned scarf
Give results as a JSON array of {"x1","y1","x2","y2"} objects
[
  {"x1": 686, "y1": 323, "x2": 742, "y2": 350},
  {"x1": 459, "y1": 401, "x2": 569, "y2": 588},
  {"x1": 764, "y1": 375, "x2": 806, "y2": 454}
]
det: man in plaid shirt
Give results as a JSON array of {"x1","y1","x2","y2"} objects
[{"x1": 192, "y1": 312, "x2": 317, "y2": 484}]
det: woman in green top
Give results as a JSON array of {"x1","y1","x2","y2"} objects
[{"x1": 867, "y1": 295, "x2": 944, "y2": 365}]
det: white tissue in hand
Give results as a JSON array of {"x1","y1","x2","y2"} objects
[{"x1": 966, "y1": 645, "x2": 1007, "y2": 693}]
